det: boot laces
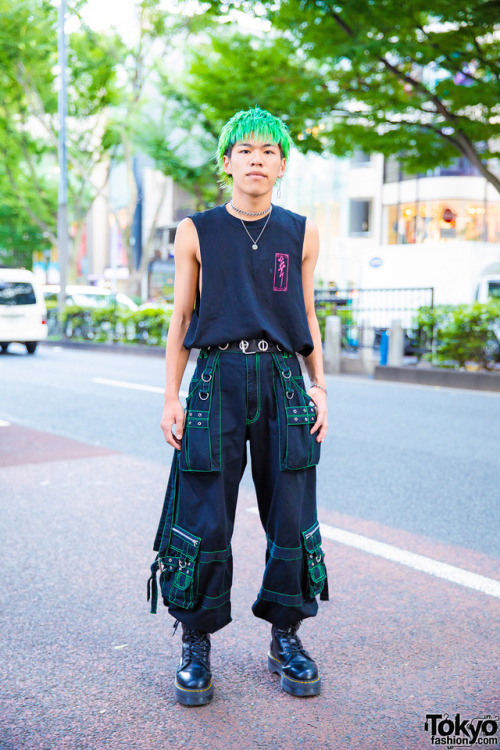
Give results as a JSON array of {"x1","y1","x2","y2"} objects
[
  {"x1": 277, "y1": 626, "x2": 304, "y2": 657},
  {"x1": 184, "y1": 629, "x2": 210, "y2": 661}
]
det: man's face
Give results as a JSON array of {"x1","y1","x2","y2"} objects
[{"x1": 222, "y1": 138, "x2": 286, "y2": 195}]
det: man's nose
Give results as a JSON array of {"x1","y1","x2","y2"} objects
[{"x1": 250, "y1": 154, "x2": 263, "y2": 166}]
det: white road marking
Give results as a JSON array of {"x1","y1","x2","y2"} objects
[
  {"x1": 0, "y1": 420, "x2": 11, "y2": 427},
  {"x1": 246, "y1": 506, "x2": 500, "y2": 599},
  {"x1": 91, "y1": 377, "x2": 189, "y2": 398},
  {"x1": 92, "y1": 377, "x2": 163, "y2": 393},
  {"x1": 333, "y1": 375, "x2": 500, "y2": 398}
]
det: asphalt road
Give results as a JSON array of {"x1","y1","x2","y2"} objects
[
  {"x1": 1, "y1": 342, "x2": 499, "y2": 558},
  {"x1": 1, "y1": 343, "x2": 499, "y2": 750}
]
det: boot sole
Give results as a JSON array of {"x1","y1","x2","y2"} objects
[
  {"x1": 267, "y1": 654, "x2": 321, "y2": 697},
  {"x1": 174, "y1": 678, "x2": 214, "y2": 706}
]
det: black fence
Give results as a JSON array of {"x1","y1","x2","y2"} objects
[{"x1": 314, "y1": 287, "x2": 434, "y2": 352}]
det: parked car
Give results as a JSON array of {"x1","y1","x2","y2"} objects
[
  {"x1": 139, "y1": 299, "x2": 175, "y2": 312},
  {"x1": 474, "y1": 275, "x2": 500, "y2": 303},
  {"x1": 43, "y1": 285, "x2": 138, "y2": 311},
  {"x1": 43, "y1": 285, "x2": 139, "y2": 336},
  {"x1": 0, "y1": 268, "x2": 48, "y2": 354}
]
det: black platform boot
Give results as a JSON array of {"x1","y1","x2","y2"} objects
[
  {"x1": 174, "y1": 622, "x2": 214, "y2": 705},
  {"x1": 268, "y1": 621, "x2": 321, "y2": 697}
]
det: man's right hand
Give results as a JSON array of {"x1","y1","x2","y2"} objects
[{"x1": 161, "y1": 397, "x2": 186, "y2": 450}]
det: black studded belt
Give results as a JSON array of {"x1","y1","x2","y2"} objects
[{"x1": 206, "y1": 339, "x2": 288, "y2": 354}]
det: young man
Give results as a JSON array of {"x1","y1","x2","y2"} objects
[{"x1": 148, "y1": 107, "x2": 329, "y2": 705}]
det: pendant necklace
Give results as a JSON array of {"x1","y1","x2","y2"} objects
[{"x1": 239, "y1": 206, "x2": 273, "y2": 250}]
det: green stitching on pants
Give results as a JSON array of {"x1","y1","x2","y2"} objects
[
  {"x1": 272, "y1": 368, "x2": 283, "y2": 468},
  {"x1": 246, "y1": 354, "x2": 261, "y2": 425},
  {"x1": 259, "y1": 587, "x2": 304, "y2": 607}
]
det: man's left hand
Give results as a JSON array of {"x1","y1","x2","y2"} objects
[{"x1": 307, "y1": 387, "x2": 328, "y2": 443}]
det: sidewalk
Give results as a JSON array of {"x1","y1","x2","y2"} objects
[{"x1": 1, "y1": 426, "x2": 499, "y2": 750}]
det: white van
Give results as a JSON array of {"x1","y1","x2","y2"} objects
[
  {"x1": 474, "y1": 275, "x2": 500, "y2": 303},
  {"x1": 0, "y1": 268, "x2": 48, "y2": 354}
]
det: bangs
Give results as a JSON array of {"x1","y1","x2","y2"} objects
[{"x1": 216, "y1": 107, "x2": 293, "y2": 191}]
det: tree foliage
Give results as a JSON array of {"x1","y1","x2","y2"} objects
[
  {"x1": 206, "y1": 0, "x2": 500, "y2": 193},
  {"x1": 0, "y1": 0, "x2": 122, "y2": 267}
]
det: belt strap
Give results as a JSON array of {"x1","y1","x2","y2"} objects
[{"x1": 206, "y1": 339, "x2": 288, "y2": 355}]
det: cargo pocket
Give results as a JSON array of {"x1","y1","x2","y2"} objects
[
  {"x1": 302, "y1": 521, "x2": 329, "y2": 600},
  {"x1": 179, "y1": 351, "x2": 221, "y2": 473},
  {"x1": 159, "y1": 524, "x2": 201, "y2": 609},
  {"x1": 285, "y1": 400, "x2": 321, "y2": 470},
  {"x1": 180, "y1": 408, "x2": 214, "y2": 472},
  {"x1": 273, "y1": 357, "x2": 321, "y2": 471}
]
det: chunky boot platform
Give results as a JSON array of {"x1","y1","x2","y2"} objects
[
  {"x1": 175, "y1": 623, "x2": 214, "y2": 706},
  {"x1": 268, "y1": 622, "x2": 321, "y2": 697}
]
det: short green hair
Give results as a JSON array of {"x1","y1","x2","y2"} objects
[{"x1": 216, "y1": 106, "x2": 293, "y2": 191}]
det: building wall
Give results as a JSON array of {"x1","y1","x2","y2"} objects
[{"x1": 278, "y1": 147, "x2": 500, "y2": 303}]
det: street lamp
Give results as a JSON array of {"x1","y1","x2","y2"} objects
[
  {"x1": 43, "y1": 248, "x2": 51, "y2": 284},
  {"x1": 57, "y1": 0, "x2": 68, "y2": 334}
]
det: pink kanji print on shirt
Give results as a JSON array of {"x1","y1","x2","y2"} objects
[{"x1": 273, "y1": 253, "x2": 289, "y2": 292}]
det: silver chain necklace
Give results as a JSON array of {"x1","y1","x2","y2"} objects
[
  {"x1": 239, "y1": 207, "x2": 273, "y2": 250},
  {"x1": 230, "y1": 200, "x2": 272, "y2": 217}
]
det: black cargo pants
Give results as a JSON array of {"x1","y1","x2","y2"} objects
[{"x1": 148, "y1": 347, "x2": 329, "y2": 633}]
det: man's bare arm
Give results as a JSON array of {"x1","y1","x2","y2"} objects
[
  {"x1": 302, "y1": 219, "x2": 328, "y2": 443},
  {"x1": 160, "y1": 218, "x2": 200, "y2": 449}
]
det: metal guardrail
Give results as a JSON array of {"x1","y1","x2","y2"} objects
[{"x1": 314, "y1": 287, "x2": 434, "y2": 352}]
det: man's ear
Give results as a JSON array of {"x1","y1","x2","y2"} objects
[
  {"x1": 278, "y1": 157, "x2": 287, "y2": 178},
  {"x1": 222, "y1": 154, "x2": 232, "y2": 175}
]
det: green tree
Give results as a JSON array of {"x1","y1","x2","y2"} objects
[
  {"x1": 135, "y1": 25, "x2": 330, "y2": 212},
  {"x1": 206, "y1": 0, "x2": 500, "y2": 192},
  {"x1": 88, "y1": 2, "x2": 219, "y2": 294},
  {"x1": 0, "y1": 203, "x2": 48, "y2": 268},
  {"x1": 0, "y1": 0, "x2": 122, "y2": 269},
  {"x1": 135, "y1": 86, "x2": 224, "y2": 211}
]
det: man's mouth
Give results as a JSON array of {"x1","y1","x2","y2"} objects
[{"x1": 247, "y1": 172, "x2": 266, "y2": 178}]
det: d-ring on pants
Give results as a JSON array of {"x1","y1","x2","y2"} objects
[{"x1": 148, "y1": 346, "x2": 329, "y2": 633}]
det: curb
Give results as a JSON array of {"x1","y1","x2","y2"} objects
[
  {"x1": 41, "y1": 340, "x2": 166, "y2": 357},
  {"x1": 374, "y1": 365, "x2": 500, "y2": 392},
  {"x1": 41, "y1": 340, "x2": 202, "y2": 362}
]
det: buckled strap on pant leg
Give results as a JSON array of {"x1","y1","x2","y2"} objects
[
  {"x1": 271, "y1": 352, "x2": 295, "y2": 399},
  {"x1": 147, "y1": 558, "x2": 160, "y2": 614},
  {"x1": 272, "y1": 351, "x2": 293, "y2": 377},
  {"x1": 320, "y1": 568, "x2": 329, "y2": 601},
  {"x1": 199, "y1": 349, "x2": 220, "y2": 400}
]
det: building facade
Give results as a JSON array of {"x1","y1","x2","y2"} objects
[{"x1": 279, "y1": 149, "x2": 500, "y2": 306}]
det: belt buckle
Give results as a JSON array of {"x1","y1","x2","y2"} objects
[
  {"x1": 258, "y1": 340, "x2": 269, "y2": 352},
  {"x1": 239, "y1": 339, "x2": 256, "y2": 354}
]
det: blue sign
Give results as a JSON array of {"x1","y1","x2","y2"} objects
[{"x1": 369, "y1": 257, "x2": 383, "y2": 268}]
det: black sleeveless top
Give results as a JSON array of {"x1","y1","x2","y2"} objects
[{"x1": 183, "y1": 204, "x2": 314, "y2": 356}]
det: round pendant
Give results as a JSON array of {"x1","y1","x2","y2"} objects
[{"x1": 252, "y1": 243, "x2": 258, "y2": 250}]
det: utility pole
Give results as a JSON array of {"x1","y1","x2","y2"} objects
[{"x1": 57, "y1": 0, "x2": 68, "y2": 332}]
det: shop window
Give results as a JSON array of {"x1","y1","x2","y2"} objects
[
  {"x1": 386, "y1": 200, "x2": 496, "y2": 244},
  {"x1": 351, "y1": 150, "x2": 371, "y2": 167},
  {"x1": 349, "y1": 200, "x2": 371, "y2": 235}
]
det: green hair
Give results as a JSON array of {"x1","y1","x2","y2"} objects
[{"x1": 216, "y1": 106, "x2": 293, "y2": 191}]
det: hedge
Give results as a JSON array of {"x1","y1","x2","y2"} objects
[
  {"x1": 413, "y1": 300, "x2": 500, "y2": 369},
  {"x1": 57, "y1": 306, "x2": 173, "y2": 346}
]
